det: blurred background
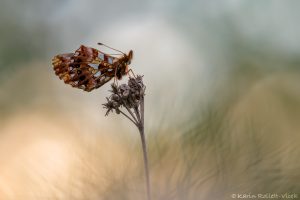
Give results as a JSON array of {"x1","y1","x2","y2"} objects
[{"x1": 0, "y1": 0, "x2": 300, "y2": 199}]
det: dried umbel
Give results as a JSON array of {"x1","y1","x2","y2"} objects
[
  {"x1": 103, "y1": 75, "x2": 146, "y2": 124},
  {"x1": 103, "y1": 75, "x2": 150, "y2": 200}
]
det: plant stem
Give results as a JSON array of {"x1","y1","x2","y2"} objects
[
  {"x1": 116, "y1": 93, "x2": 139, "y2": 123},
  {"x1": 119, "y1": 110, "x2": 138, "y2": 126},
  {"x1": 134, "y1": 106, "x2": 142, "y2": 124},
  {"x1": 138, "y1": 96, "x2": 151, "y2": 200}
]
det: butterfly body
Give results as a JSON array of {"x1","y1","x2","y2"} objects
[{"x1": 52, "y1": 45, "x2": 133, "y2": 92}]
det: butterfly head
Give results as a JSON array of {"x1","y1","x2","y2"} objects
[{"x1": 126, "y1": 50, "x2": 133, "y2": 65}]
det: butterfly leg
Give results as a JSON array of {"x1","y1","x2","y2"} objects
[
  {"x1": 127, "y1": 68, "x2": 136, "y2": 78},
  {"x1": 113, "y1": 67, "x2": 119, "y2": 86}
]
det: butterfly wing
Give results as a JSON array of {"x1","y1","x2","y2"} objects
[{"x1": 52, "y1": 45, "x2": 118, "y2": 92}]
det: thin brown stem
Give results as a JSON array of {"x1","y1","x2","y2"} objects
[
  {"x1": 138, "y1": 96, "x2": 151, "y2": 200},
  {"x1": 140, "y1": 96, "x2": 144, "y2": 127},
  {"x1": 117, "y1": 94, "x2": 139, "y2": 123},
  {"x1": 133, "y1": 106, "x2": 142, "y2": 124},
  {"x1": 119, "y1": 110, "x2": 138, "y2": 127},
  {"x1": 124, "y1": 105, "x2": 139, "y2": 125}
]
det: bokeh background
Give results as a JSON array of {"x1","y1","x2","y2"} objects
[{"x1": 0, "y1": 0, "x2": 300, "y2": 199}]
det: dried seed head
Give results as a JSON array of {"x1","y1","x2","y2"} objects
[
  {"x1": 102, "y1": 98, "x2": 115, "y2": 116},
  {"x1": 110, "y1": 84, "x2": 119, "y2": 94},
  {"x1": 111, "y1": 94, "x2": 120, "y2": 102},
  {"x1": 103, "y1": 75, "x2": 145, "y2": 116}
]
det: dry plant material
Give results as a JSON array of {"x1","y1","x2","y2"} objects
[{"x1": 103, "y1": 76, "x2": 151, "y2": 200}]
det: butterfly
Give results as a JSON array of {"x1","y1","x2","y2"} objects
[{"x1": 52, "y1": 43, "x2": 133, "y2": 92}]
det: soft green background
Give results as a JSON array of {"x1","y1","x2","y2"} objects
[{"x1": 0, "y1": 1, "x2": 299, "y2": 199}]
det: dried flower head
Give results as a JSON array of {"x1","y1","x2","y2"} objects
[
  {"x1": 102, "y1": 75, "x2": 145, "y2": 116},
  {"x1": 102, "y1": 75, "x2": 150, "y2": 200}
]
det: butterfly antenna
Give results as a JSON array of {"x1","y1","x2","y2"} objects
[
  {"x1": 107, "y1": 53, "x2": 123, "y2": 55},
  {"x1": 98, "y1": 42, "x2": 125, "y2": 54}
]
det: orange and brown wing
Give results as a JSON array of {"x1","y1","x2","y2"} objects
[{"x1": 52, "y1": 45, "x2": 117, "y2": 92}]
